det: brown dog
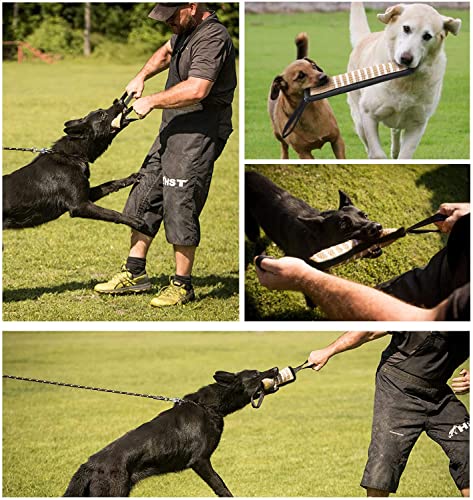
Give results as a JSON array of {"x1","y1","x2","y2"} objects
[{"x1": 268, "y1": 33, "x2": 345, "y2": 159}]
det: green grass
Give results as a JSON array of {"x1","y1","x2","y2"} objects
[
  {"x1": 2, "y1": 60, "x2": 239, "y2": 321},
  {"x1": 245, "y1": 8, "x2": 470, "y2": 159},
  {"x1": 3, "y1": 331, "x2": 469, "y2": 497},
  {"x1": 245, "y1": 164, "x2": 469, "y2": 321}
]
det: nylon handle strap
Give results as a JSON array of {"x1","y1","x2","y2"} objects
[
  {"x1": 406, "y1": 212, "x2": 446, "y2": 233},
  {"x1": 281, "y1": 98, "x2": 309, "y2": 138}
]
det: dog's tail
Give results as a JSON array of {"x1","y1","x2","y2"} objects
[
  {"x1": 63, "y1": 464, "x2": 91, "y2": 497},
  {"x1": 350, "y1": 2, "x2": 371, "y2": 48},
  {"x1": 295, "y1": 32, "x2": 308, "y2": 59}
]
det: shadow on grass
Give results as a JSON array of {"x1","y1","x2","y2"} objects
[
  {"x1": 3, "y1": 280, "x2": 94, "y2": 303},
  {"x1": 3, "y1": 273, "x2": 238, "y2": 303},
  {"x1": 245, "y1": 290, "x2": 322, "y2": 321},
  {"x1": 153, "y1": 273, "x2": 238, "y2": 301},
  {"x1": 416, "y1": 164, "x2": 470, "y2": 214}
]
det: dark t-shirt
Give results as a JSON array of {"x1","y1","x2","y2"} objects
[
  {"x1": 379, "y1": 331, "x2": 469, "y2": 384},
  {"x1": 169, "y1": 12, "x2": 236, "y2": 139},
  {"x1": 445, "y1": 283, "x2": 470, "y2": 320}
]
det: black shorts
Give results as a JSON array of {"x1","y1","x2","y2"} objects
[
  {"x1": 361, "y1": 365, "x2": 470, "y2": 493},
  {"x1": 123, "y1": 131, "x2": 226, "y2": 246}
]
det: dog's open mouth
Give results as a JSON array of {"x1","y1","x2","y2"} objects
[
  {"x1": 251, "y1": 367, "x2": 283, "y2": 409},
  {"x1": 111, "y1": 109, "x2": 136, "y2": 130}
]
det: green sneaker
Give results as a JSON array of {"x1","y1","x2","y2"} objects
[
  {"x1": 94, "y1": 265, "x2": 151, "y2": 294},
  {"x1": 149, "y1": 277, "x2": 195, "y2": 307}
]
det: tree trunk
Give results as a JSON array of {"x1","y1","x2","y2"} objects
[
  {"x1": 84, "y1": 2, "x2": 91, "y2": 57},
  {"x1": 12, "y1": 3, "x2": 19, "y2": 39}
]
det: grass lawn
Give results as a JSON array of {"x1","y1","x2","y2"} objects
[
  {"x1": 3, "y1": 331, "x2": 469, "y2": 497},
  {"x1": 2, "y1": 60, "x2": 239, "y2": 321},
  {"x1": 245, "y1": 164, "x2": 469, "y2": 321},
  {"x1": 245, "y1": 8, "x2": 470, "y2": 160}
]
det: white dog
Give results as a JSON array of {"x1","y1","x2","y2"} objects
[{"x1": 348, "y1": 3, "x2": 461, "y2": 159}]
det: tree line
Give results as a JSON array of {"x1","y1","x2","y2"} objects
[{"x1": 3, "y1": 3, "x2": 239, "y2": 59}]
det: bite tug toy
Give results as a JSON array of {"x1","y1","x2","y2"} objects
[{"x1": 282, "y1": 61, "x2": 415, "y2": 138}]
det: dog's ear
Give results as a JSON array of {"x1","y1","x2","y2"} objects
[
  {"x1": 270, "y1": 75, "x2": 287, "y2": 100},
  {"x1": 64, "y1": 118, "x2": 87, "y2": 137},
  {"x1": 213, "y1": 371, "x2": 236, "y2": 386},
  {"x1": 442, "y1": 16, "x2": 461, "y2": 36},
  {"x1": 377, "y1": 4, "x2": 404, "y2": 24},
  {"x1": 338, "y1": 190, "x2": 354, "y2": 208}
]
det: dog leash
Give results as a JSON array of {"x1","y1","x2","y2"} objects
[
  {"x1": 251, "y1": 360, "x2": 313, "y2": 409},
  {"x1": 3, "y1": 374, "x2": 194, "y2": 406},
  {"x1": 3, "y1": 146, "x2": 53, "y2": 154},
  {"x1": 4, "y1": 92, "x2": 137, "y2": 154},
  {"x1": 255, "y1": 212, "x2": 447, "y2": 272},
  {"x1": 282, "y1": 62, "x2": 415, "y2": 138}
]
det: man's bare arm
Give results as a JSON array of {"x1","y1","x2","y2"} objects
[
  {"x1": 133, "y1": 77, "x2": 214, "y2": 117},
  {"x1": 126, "y1": 40, "x2": 173, "y2": 97},
  {"x1": 256, "y1": 256, "x2": 446, "y2": 321},
  {"x1": 308, "y1": 331, "x2": 387, "y2": 370}
]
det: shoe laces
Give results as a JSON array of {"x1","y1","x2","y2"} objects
[
  {"x1": 158, "y1": 279, "x2": 187, "y2": 299},
  {"x1": 109, "y1": 265, "x2": 134, "y2": 286}
]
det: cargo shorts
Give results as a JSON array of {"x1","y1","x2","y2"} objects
[
  {"x1": 123, "y1": 129, "x2": 226, "y2": 247},
  {"x1": 361, "y1": 365, "x2": 470, "y2": 493}
]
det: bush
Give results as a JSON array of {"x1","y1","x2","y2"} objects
[
  {"x1": 127, "y1": 23, "x2": 170, "y2": 55},
  {"x1": 26, "y1": 16, "x2": 82, "y2": 55}
]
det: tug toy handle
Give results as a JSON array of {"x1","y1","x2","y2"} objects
[
  {"x1": 120, "y1": 91, "x2": 135, "y2": 107},
  {"x1": 255, "y1": 255, "x2": 275, "y2": 271},
  {"x1": 294, "y1": 360, "x2": 314, "y2": 372}
]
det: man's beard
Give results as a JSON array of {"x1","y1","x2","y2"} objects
[{"x1": 175, "y1": 13, "x2": 197, "y2": 35}]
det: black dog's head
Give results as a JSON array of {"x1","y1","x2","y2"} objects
[
  {"x1": 297, "y1": 190, "x2": 383, "y2": 251},
  {"x1": 61, "y1": 99, "x2": 134, "y2": 162},
  {"x1": 212, "y1": 367, "x2": 279, "y2": 415}
]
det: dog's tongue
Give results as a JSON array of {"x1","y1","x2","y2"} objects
[{"x1": 111, "y1": 112, "x2": 123, "y2": 129}]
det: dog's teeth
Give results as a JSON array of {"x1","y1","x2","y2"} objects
[{"x1": 111, "y1": 114, "x2": 122, "y2": 129}]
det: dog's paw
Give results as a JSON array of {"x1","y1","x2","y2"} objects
[{"x1": 128, "y1": 215, "x2": 144, "y2": 227}]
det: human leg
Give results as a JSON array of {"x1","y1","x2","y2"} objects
[
  {"x1": 425, "y1": 390, "x2": 470, "y2": 495},
  {"x1": 361, "y1": 369, "x2": 425, "y2": 494},
  {"x1": 149, "y1": 245, "x2": 197, "y2": 307},
  {"x1": 94, "y1": 136, "x2": 164, "y2": 294},
  {"x1": 174, "y1": 244, "x2": 196, "y2": 276},
  {"x1": 149, "y1": 136, "x2": 225, "y2": 307}
]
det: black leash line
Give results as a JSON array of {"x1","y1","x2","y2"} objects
[
  {"x1": 3, "y1": 375, "x2": 192, "y2": 406},
  {"x1": 3, "y1": 146, "x2": 53, "y2": 154}
]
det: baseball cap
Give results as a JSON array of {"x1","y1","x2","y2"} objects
[{"x1": 148, "y1": 3, "x2": 189, "y2": 22}]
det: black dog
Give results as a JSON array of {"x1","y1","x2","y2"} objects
[
  {"x1": 64, "y1": 367, "x2": 278, "y2": 497},
  {"x1": 245, "y1": 170, "x2": 382, "y2": 260},
  {"x1": 3, "y1": 99, "x2": 140, "y2": 230}
]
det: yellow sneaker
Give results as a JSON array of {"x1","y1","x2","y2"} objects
[
  {"x1": 94, "y1": 265, "x2": 151, "y2": 294},
  {"x1": 149, "y1": 277, "x2": 195, "y2": 307}
]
